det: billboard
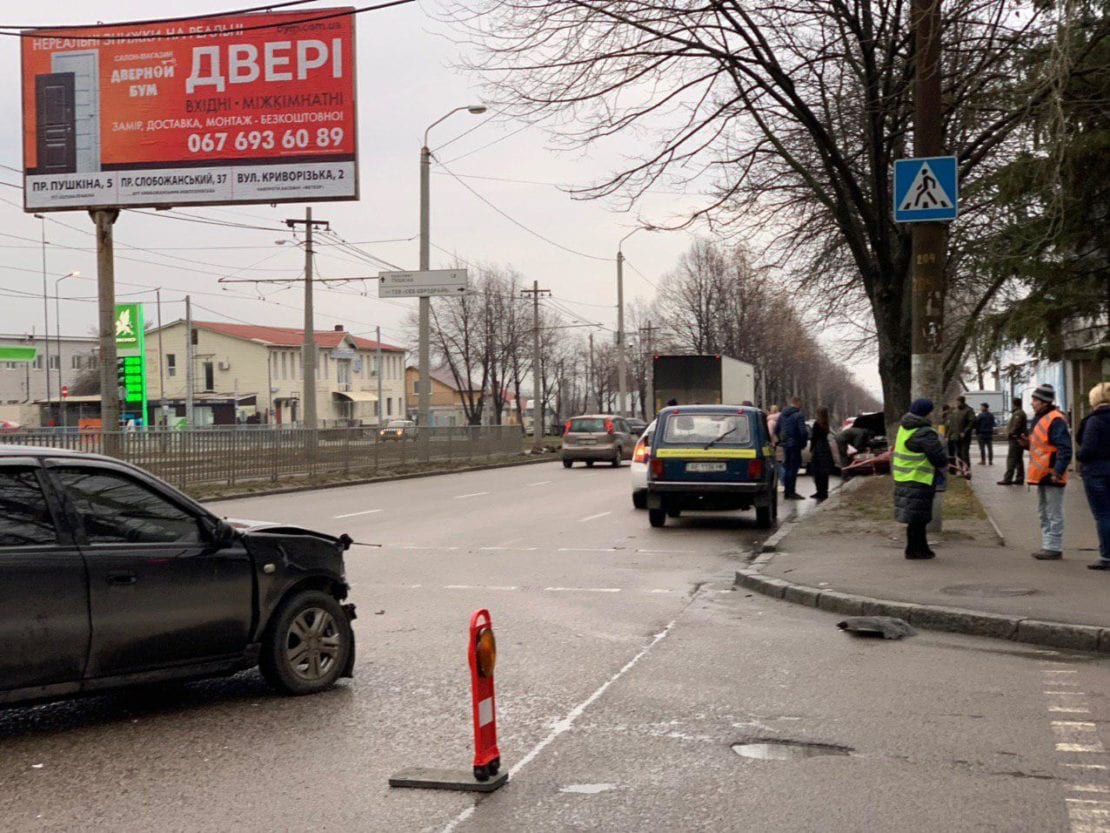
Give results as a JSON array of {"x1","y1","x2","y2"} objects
[{"x1": 22, "y1": 8, "x2": 357, "y2": 211}]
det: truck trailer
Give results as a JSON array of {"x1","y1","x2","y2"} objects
[{"x1": 652, "y1": 354, "x2": 756, "y2": 414}]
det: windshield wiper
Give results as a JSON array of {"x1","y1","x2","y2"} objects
[{"x1": 704, "y1": 426, "x2": 737, "y2": 450}]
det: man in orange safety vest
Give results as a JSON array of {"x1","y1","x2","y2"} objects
[{"x1": 1021, "y1": 384, "x2": 1073, "y2": 560}]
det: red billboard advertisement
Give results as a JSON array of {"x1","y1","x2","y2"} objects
[{"x1": 22, "y1": 8, "x2": 358, "y2": 211}]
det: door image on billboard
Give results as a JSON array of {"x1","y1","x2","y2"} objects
[
  {"x1": 35, "y1": 73, "x2": 76, "y2": 174},
  {"x1": 51, "y1": 51, "x2": 100, "y2": 173}
]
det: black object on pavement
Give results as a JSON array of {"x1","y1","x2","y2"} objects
[{"x1": 837, "y1": 616, "x2": 917, "y2": 639}]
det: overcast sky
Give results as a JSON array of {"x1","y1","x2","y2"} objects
[{"x1": 1, "y1": 1, "x2": 882, "y2": 397}]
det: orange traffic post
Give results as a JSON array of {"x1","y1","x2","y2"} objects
[
  {"x1": 468, "y1": 609, "x2": 501, "y2": 781},
  {"x1": 388, "y1": 609, "x2": 509, "y2": 793}
]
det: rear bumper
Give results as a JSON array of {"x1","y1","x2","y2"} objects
[
  {"x1": 562, "y1": 445, "x2": 619, "y2": 461},
  {"x1": 647, "y1": 480, "x2": 772, "y2": 509}
]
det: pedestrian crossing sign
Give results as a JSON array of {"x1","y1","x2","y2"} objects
[{"x1": 893, "y1": 156, "x2": 958, "y2": 222}]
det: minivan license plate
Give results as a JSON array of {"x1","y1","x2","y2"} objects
[{"x1": 686, "y1": 461, "x2": 727, "y2": 472}]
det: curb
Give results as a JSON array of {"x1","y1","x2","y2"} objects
[
  {"x1": 734, "y1": 568, "x2": 1110, "y2": 654},
  {"x1": 984, "y1": 506, "x2": 1007, "y2": 547},
  {"x1": 200, "y1": 452, "x2": 557, "y2": 503}
]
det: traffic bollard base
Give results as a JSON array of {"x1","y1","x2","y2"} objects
[{"x1": 388, "y1": 767, "x2": 509, "y2": 793}]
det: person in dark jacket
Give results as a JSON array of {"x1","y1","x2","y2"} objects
[
  {"x1": 973, "y1": 402, "x2": 997, "y2": 465},
  {"x1": 1078, "y1": 382, "x2": 1110, "y2": 570},
  {"x1": 808, "y1": 406, "x2": 835, "y2": 501},
  {"x1": 998, "y1": 397, "x2": 1029, "y2": 485},
  {"x1": 954, "y1": 395, "x2": 975, "y2": 473},
  {"x1": 893, "y1": 399, "x2": 949, "y2": 559},
  {"x1": 775, "y1": 397, "x2": 809, "y2": 499}
]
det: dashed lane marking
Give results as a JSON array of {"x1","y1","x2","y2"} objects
[
  {"x1": 1042, "y1": 668, "x2": 1110, "y2": 833},
  {"x1": 454, "y1": 491, "x2": 490, "y2": 499},
  {"x1": 579, "y1": 511, "x2": 613, "y2": 523},
  {"x1": 333, "y1": 509, "x2": 382, "y2": 519},
  {"x1": 445, "y1": 584, "x2": 519, "y2": 591},
  {"x1": 527, "y1": 480, "x2": 552, "y2": 487},
  {"x1": 558, "y1": 547, "x2": 618, "y2": 552}
]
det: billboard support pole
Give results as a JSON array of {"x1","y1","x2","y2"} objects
[{"x1": 92, "y1": 208, "x2": 120, "y2": 453}]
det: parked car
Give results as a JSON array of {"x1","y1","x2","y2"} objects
[
  {"x1": 625, "y1": 417, "x2": 648, "y2": 437},
  {"x1": 645, "y1": 405, "x2": 778, "y2": 528},
  {"x1": 630, "y1": 419, "x2": 656, "y2": 509},
  {"x1": 561, "y1": 415, "x2": 636, "y2": 468},
  {"x1": 379, "y1": 419, "x2": 417, "y2": 441},
  {"x1": 0, "y1": 446, "x2": 356, "y2": 708}
]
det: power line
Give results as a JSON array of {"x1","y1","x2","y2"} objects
[
  {"x1": 0, "y1": 1, "x2": 320, "y2": 31},
  {"x1": 1, "y1": 1, "x2": 417, "y2": 40}
]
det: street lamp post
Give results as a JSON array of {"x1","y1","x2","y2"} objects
[
  {"x1": 419, "y1": 104, "x2": 486, "y2": 430},
  {"x1": 54, "y1": 270, "x2": 80, "y2": 428},
  {"x1": 616, "y1": 227, "x2": 655, "y2": 417}
]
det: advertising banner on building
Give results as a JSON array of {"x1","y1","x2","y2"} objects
[{"x1": 22, "y1": 8, "x2": 357, "y2": 211}]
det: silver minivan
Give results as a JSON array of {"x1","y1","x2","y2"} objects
[{"x1": 561, "y1": 415, "x2": 636, "y2": 468}]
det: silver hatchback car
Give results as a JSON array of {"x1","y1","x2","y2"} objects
[{"x1": 561, "y1": 415, "x2": 636, "y2": 468}]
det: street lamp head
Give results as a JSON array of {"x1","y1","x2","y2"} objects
[
  {"x1": 467, "y1": 104, "x2": 488, "y2": 114},
  {"x1": 66, "y1": 270, "x2": 80, "y2": 279}
]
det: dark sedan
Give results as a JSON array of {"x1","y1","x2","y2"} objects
[{"x1": 0, "y1": 446, "x2": 356, "y2": 708}]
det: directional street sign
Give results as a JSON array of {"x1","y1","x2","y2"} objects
[
  {"x1": 893, "y1": 156, "x2": 958, "y2": 223},
  {"x1": 378, "y1": 269, "x2": 470, "y2": 298}
]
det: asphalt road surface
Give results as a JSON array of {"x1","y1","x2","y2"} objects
[{"x1": 2, "y1": 462, "x2": 1108, "y2": 832}]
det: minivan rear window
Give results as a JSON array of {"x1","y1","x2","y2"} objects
[
  {"x1": 569, "y1": 418, "x2": 606, "y2": 433},
  {"x1": 661, "y1": 413, "x2": 752, "y2": 446}
]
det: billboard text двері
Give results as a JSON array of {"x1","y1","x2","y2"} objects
[{"x1": 22, "y1": 8, "x2": 358, "y2": 211}]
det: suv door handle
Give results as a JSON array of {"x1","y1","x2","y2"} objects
[{"x1": 106, "y1": 571, "x2": 138, "y2": 586}]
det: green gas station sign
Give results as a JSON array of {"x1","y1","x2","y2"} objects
[
  {"x1": 0, "y1": 346, "x2": 37, "y2": 362},
  {"x1": 114, "y1": 303, "x2": 147, "y2": 425}
]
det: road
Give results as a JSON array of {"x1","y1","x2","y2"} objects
[{"x1": 2, "y1": 461, "x2": 1108, "y2": 832}]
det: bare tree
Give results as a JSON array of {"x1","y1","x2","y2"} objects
[{"x1": 443, "y1": 0, "x2": 1087, "y2": 418}]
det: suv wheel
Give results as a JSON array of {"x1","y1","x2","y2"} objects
[
  {"x1": 632, "y1": 491, "x2": 647, "y2": 510},
  {"x1": 649, "y1": 508, "x2": 666, "y2": 527},
  {"x1": 562, "y1": 459, "x2": 573, "y2": 469},
  {"x1": 611, "y1": 449, "x2": 621, "y2": 467},
  {"x1": 261, "y1": 590, "x2": 353, "y2": 695}
]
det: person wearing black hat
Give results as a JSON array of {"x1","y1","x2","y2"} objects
[
  {"x1": 1022, "y1": 383, "x2": 1073, "y2": 560},
  {"x1": 892, "y1": 398, "x2": 949, "y2": 559},
  {"x1": 997, "y1": 397, "x2": 1028, "y2": 485}
]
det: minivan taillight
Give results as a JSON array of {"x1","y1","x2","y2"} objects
[
  {"x1": 633, "y1": 439, "x2": 650, "y2": 463},
  {"x1": 651, "y1": 458, "x2": 665, "y2": 479},
  {"x1": 748, "y1": 459, "x2": 764, "y2": 479},
  {"x1": 564, "y1": 420, "x2": 572, "y2": 434},
  {"x1": 605, "y1": 419, "x2": 615, "y2": 434}
]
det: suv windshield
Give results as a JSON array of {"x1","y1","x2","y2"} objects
[
  {"x1": 569, "y1": 418, "x2": 607, "y2": 433},
  {"x1": 662, "y1": 413, "x2": 752, "y2": 446}
]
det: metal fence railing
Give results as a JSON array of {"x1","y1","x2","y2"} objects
[{"x1": 0, "y1": 426, "x2": 524, "y2": 492}]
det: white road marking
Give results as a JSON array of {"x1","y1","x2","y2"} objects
[
  {"x1": 579, "y1": 511, "x2": 612, "y2": 523},
  {"x1": 558, "y1": 547, "x2": 618, "y2": 553},
  {"x1": 545, "y1": 586, "x2": 621, "y2": 593},
  {"x1": 1065, "y1": 764, "x2": 1109, "y2": 771},
  {"x1": 333, "y1": 509, "x2": 382, "y2": 519},
  {"x1": 445, "y1": 584, "x2": 519, "y2": 591},
  {"x1": 636, "y1": 549, "x2": 695, "y2": 554},
  {"x1": 527, "y1": 480, "x2": 552, "y2": 487},
  {"x1": 1045, "y1": 670, "x2": 1080, "y2": 675},
  {"x1": 479, "y1": 546, "x2": 539, "y2": 551},
  {"x1": 1072, "y1": 786, "x2": 1110, "y2": 794},
  {"x1": 396, "y1": 545, "x2": 459, "y2": 551},
  {"x1": 454, "y1": 491, "x2": 490, "y2": 499}
]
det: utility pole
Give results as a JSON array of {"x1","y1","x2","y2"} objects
[
  {"x1": 92, "y1": 209, "x2": 120, "y2": 452},
  {"x1": 522, "y1": 280, "x2": 551, "y2": 452},
  {"x1": 286, "y1": 208, "x2": 329, "y2": 429},
  {"x1": 156, "y1": 288, "x2": 166, "y2": 427},
  {"x1": 34, "y1": 214, "x2": 52, "y2": 420},
  {"x1": 641, "y1": 321, "x2": 658, "y2": 417},
  {"x1": 376, "y1": 325, "x2": 384, "y2": 426},
  {"x1": 588, "y1": 331, "x2": 595, "y2": 412},
  {"x1": 185, "y1": 294, "x2": 195, "y2": 428},
  {"x1": 910, "y1": 0, "x2": 946, "y2": 404},
  {"x1": 615, "y1": 248, "x2": 627, "y2": 416}
]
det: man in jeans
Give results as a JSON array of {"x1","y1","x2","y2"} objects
[
  {"x1": 998, "y1": 398, "x2": 1028, "y2": 485},
  {"x1": 1024, "y1": 384, "x2": 1073, "y2": 560},
  {"x1": 775, "y1": 397, "x2": 808, "y2": 499}
]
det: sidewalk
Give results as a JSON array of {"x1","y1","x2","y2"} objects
[{"x1": 736, "y1": 462, "x2": 1109, "y2": 653}]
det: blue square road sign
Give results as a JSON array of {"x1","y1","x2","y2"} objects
[{"x1": 893, "y1": 156, "x2": 958, "y2": 223}]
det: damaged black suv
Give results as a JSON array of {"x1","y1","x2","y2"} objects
[{"x1": 0, "y1": 446, "x2": 356, "y2": 707}]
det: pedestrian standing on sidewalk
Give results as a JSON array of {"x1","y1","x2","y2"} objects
[
  {"x1": 998, "y1": 397, "x2": 1028, "y2": 485},
  {"x1": 893, "y1": 398, "x2": 949, "y2": 559},
  {"x1": 974, "y1": 403, "x2": 997, "y2": 465},
  {"x1": 1077, "y1": 382, "x2": 1110, "y2": 571},
  {"x1": 955, "y1": 395, "x2": 975, "y2": 475},
  {"x1": 1023, "y1": 383, "x2": 1073, "y2": 560},
  {"x1": 943, "y1": 403, "x2": 960, "y2": 460},
  {"x1": 809, "y1": 406, "x2": 834, "y2": 501},
  {"x1": 776, "y1": 397, "x2": 808, "y2": 500}
]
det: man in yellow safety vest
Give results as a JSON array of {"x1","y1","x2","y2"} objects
[{"x1": 892, "y1": 398, "x2": 949, "y2": 559}]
